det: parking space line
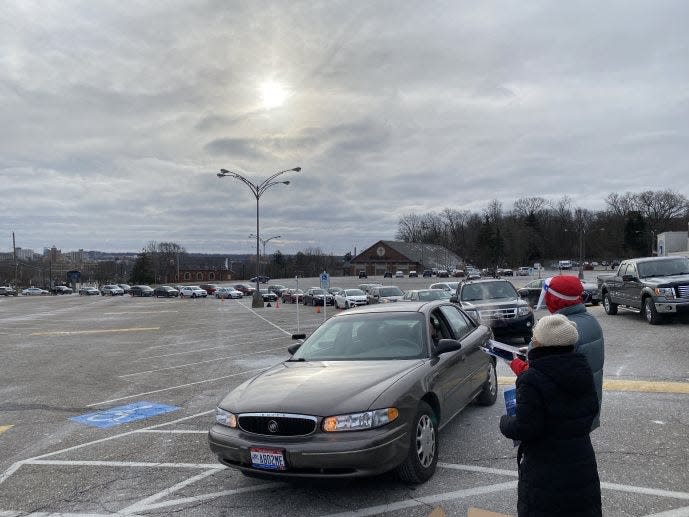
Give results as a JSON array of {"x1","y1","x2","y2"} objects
[
  {"x1": 30, "y1": 327, "x2": 160, "y2": 336},
  {"x1": 320, "y1": 481, "x2": 518, "y2": 517},
  {"x1": 643, "y1": 506, "x2": 689, "y2": 517},
  {"x1": 129, "y1": 483, "x2": 289, "y2": 513},
  {"x1": 118, "y1": 346, "x2": 287, "y2": 377},
  {"x1": 86, "y1": 369, "x2": 265, "y2": 407},
  {"x1": 440, "y1": 463, "x2": 689, "y2": 501},
  {"x1": 0, "y1": 425, "x2": 12, "y2": 435},
  {"x1": 120, "y1": 468, "x2": 218, "y2": 514},
  {"x1": 136, "y1": 429, "x2": 207, "y2": 434},
  {"x1": 237, "y1": 303, "x2": 293, "y2": 335}
]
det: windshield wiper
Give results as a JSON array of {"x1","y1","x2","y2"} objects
[{"x1": 286, "y1": 357, "x2": 306, "y2": 362}]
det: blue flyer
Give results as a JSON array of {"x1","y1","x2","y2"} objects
[{"x1": 504, "y1": 387, "x2": 519, "y2": 447}]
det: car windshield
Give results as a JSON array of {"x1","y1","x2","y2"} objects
[
  {"x1": 637, "y1": 258, "x2": 689, "y2": 278},
  {"x1": 311, "y1": 289, "x2": 325, "y2": 295},
  {"x1": 291, "y1": 313, "x2": 428, "y2": 361},
  {"x1": 379, "y1": 287, "x2": 404, "y2": 296},
  {"x1": 461, "y1": 281, "x2": 517, "y2": 301},
  {"x1": 344, "y1": 289, "x2": 365, "y2": 296}
]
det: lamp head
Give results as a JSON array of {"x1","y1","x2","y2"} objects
[
  {"x1": 292, "y1": 167, "x2": 301, "y2": 172},
  {"x1": 282, "y1": 181, "x2": 290, "y2": 185}
]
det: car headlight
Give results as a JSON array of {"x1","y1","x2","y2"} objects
[
  {"x1": 517, "y1": 305, "x2": 532, "y2": 316},
  {"x1": 654, "y1": 287, "x2": 675, "y2": 299},
  {"x1": 322, "y1": 408, "x2": 399, "y2": 432},
  {"x1": 215, "y1": 407, "x2": 237, "y2": 428}
]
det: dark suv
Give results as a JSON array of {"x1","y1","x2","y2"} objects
[{"x1": 451, "y1": 279, "x2": 534, "y2": 342}]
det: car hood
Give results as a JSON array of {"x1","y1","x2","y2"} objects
[
  {"x1": 462, "y1": 298, "x2": 525, "y2": 309},
  {"x1": 641, "y1": 274, "x2": 689, "y2": 287},
  {"x1": 219, "y1": 360, "x2": 424, "y2": 416}
]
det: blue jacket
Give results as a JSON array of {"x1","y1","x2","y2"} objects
[{"x1": 557, "y1": 303, "x2": 604, "y2": 430}]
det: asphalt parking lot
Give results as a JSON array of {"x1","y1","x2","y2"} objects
[{"x1": 1, "y1": 273, "x2": 688, "y2": 516}]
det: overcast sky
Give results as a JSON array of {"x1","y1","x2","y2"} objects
[{"x1": 1, "y1": 1, "x2": 687, "y2": 255}]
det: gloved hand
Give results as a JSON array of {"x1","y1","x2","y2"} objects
[{"x1": 509, "y1": 357, "x2": 529, "y2": 376}]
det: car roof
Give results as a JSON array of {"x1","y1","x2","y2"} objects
[{"x1": 332, "y1": 299, "x2": 451, "y2": 318}]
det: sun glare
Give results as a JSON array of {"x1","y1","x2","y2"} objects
[{"x1": 259, "y1": 81, "x2": 288, "y2": 109}]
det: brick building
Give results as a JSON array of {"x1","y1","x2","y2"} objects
[{"x1": 348, "y1": 240, "x2": 462, "y2": 276}]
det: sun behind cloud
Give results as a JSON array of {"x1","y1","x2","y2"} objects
[{"x1": 259, "y1": 80, "x2": 288, "y2": 109}]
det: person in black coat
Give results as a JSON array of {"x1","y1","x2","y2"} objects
[{"x1": 500, "y1": 314, "x2": 602, "y2": 516}]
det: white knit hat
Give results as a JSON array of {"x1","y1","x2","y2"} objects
[{"x1": 532, "y1": 314, "x2": 579, "y2": 347}]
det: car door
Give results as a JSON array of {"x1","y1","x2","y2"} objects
[
  {"x1": 439, "y1": 305, "x2": 489, "y2": 406},
  {"x1": 428, "y1": 306, "x2": 486, "y2": 422},
  {"x1": 621, "y1": 262, "x2": 642, "y2": 308}
]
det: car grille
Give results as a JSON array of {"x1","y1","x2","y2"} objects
[
  {"x1": 238, "y1": 413, "x2": 317, "y2": 436},
  {"x1": 677, "y1": 285, "x2": 689, "y2": 299},
  {"x1": 479, "y1": 308, "x2": 517, "y2": 320}
]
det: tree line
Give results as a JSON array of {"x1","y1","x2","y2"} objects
[{"x1": 395, "y1": 190, "x2": 689, "y2": 269}]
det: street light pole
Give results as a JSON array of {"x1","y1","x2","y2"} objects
[
  {"x1": 218, "y1": 167, "x2": 300, "y2": 307},
  {"x1": 249, "y1": 234, "x2": 282, "y2": 275}
]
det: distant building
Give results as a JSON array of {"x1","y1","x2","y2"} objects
[
  {"x1": 348, "y1": 240, "x2": 462, "y2": 276},
  {"x1": 658, "y1": 227, "x2": 689, "y2": 257},
  {"x1": 15, "y1": 247, "x2": 36, "y2": 260}
]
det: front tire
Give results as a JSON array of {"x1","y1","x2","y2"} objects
[
  {"x1": 643, "y1": 297, "x2": 662, "y2": 325},
  {"x1": 395, "y1": 401, "x2": 438, "y2": 484},
  {"x1": 603, "y1": 293, "x2": 618, "y2": 315},
  {"x1": 475, "y1": 360, "x2": 498, "y2": 406}
]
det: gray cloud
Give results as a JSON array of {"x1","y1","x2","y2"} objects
[{"x1": 1, "y1": 0, "x2": 688, "y2": 255}]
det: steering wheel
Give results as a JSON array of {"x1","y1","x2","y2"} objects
[{"x1": 389, "y1": 338, "x2": 420, "y2": 353}]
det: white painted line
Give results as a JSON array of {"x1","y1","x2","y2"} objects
[
  {"x1": 0, "y1": 410, "x2": 215, "y2": 485},
  {"x1": 643, "y1": 506, "x2": 689, "y2": 517},
  {"x1": 86, "y1": 368, "x2": 265, "y2": 407},
  {"x1": 118, "y1": 346, "x2": 287, "y2": 377},
  {"x1": 319, "y1": 481, "x2": 518, "y2": 517},
  {"x1": 26, "y1": 460, "x2": 225, "y2": 469},
  {"x1": 237, "y1": 302, "x2": 293, "y2": 335},
  {"x1": 0, "y1": 462, "x2": 25, "y2": 486},
  {"x1": 0, "y1": 509, "x2": 21, "y2": 516},
  {"x1": 439, "y1": 463, "x2": 689, "y2": 500},
  {"x1": 132, "y1": 483, "x2": 287, "y2": 513},
  {"x1": 135, "y1": 429, "x2": 207, "y2": 434},
  {"x1": 601, "y1": 482, "x2": 689, "y2": 500},
  {"x1": 120, "y1": 468, "x2": 218, "y2": 514},
  {"x1": 438, "y1": 462, "x2": 518, "y2": 477}
]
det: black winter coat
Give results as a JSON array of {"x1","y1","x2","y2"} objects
[{"x1": 500, "y1": 346, "x2": 601, "y2": 517}]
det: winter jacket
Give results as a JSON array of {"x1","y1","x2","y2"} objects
[
  {"x1": 557, "y1": 304, "x2": 604, "y2": 430},
  {"x1": 500, "y1": 346, "x2": 601, "y2": 517}
]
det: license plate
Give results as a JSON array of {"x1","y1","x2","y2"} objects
[{"x1": 250, "y1": 447, "x2": 286, "y2": 471}]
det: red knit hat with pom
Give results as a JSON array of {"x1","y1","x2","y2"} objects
[{"x1": 545, "y1": 275, "x2": 583, "y2": 313}]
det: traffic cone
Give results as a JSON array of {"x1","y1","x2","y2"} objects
[
  {"x1": 316, "y1": 305, "x2": 321, "y2": 314},
  {"x1": 276, "y1": 298, "x2": 280, "y2": 309}
]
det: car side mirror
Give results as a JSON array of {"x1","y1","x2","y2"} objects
[
  {"x1": 434, "y1": 338, "x2": 462, "y2": 355},
  {"x1": 287, "y1": 342, "x2": 302, "y2": 355},
  {"x1": 519, "y1": 291, "x2": 528, "y2": 298},
  {"x1": 449, "y1": 295, "x2": 458, "y2": 303}
]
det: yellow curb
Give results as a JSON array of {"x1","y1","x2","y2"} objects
[
  {"x1": 498, "y1": 376, "x2": 689, "y2": 395},
  {"x1": 0, "y1": 425, "x2": 13, "y2": 435},
  {"x1": 603, "y1": 379, "x2": 689, "y2": 394},
  {"x1": 31, "y1": 327, "x2": 160, "y2": 336}
]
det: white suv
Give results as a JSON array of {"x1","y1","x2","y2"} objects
[
  {"x1": 101, "y1": 284, "x2": 124, "y2": 295},
  {"x1": 179, "y1": 286, "x2": 208, "y2": 298}
]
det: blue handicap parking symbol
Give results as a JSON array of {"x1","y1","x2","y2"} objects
[{"x1": 71, "y1": 401, "x2": 180, "y2": 429}]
